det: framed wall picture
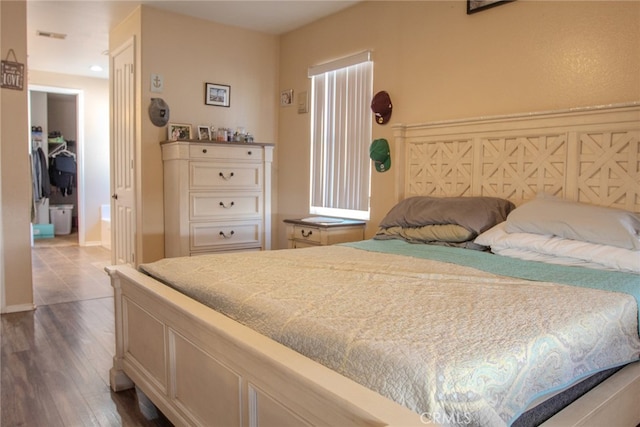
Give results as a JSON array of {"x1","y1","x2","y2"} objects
[
  {"x1": 280, "y1": 89, "x2": 293, "y2": 107},
  {"x1": 197, "y1": 125, "x2": 211, "y2": 140},
  {"x1": 205, "y1": 82, "x2": 230, "y2": 107},
  {"x1": 168, "y1": 123, "x2": 192, "y2": 141},
  {"x1": 467, "y1": 0, "x2": 512, "y2": 14}
]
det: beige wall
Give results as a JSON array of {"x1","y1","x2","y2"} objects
[
  {"x1": 111, "y1": 6, "x2": 279, "y2": 263},
  {"x1": 28, "y1": 70, "x2": 110, "y2": 245},
  {"x1": 1, "y1": 1, "x2": 637, "y2": 309},
  {"x1": 1, "y1": 0, "x2": 34, "y2": 312},
  {"x1": 277, "y1": 0, "x2": 640, "y2": 247}
]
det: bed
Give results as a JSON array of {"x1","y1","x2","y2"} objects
[{"x1": 107, "y1": 103, "x2": 640, "y2": 426}]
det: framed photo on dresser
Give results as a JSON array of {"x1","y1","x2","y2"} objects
[
  {"x1": 197, "y1": 125, "x2": 211, "y2": 140},
  {"x1": 168, "y1": 123, "x2": 192, "y2": 141}
]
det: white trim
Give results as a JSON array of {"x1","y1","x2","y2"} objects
[
  {"x1": 308, "y1": 51, "x2": 371, "y2": 77},
  {"x1": 3, "y1": 303, "x2": 36, "y2": 314},
  {"x1": 391, "y1": 101, "x2": 640, "y2": 131},
  {"x1": 309, "y1": 58, "x2": 373, "y2": 220},
  {"x1": 28, "y1": 85, "x2": 85, "y2": 246},
  {"x1": 309, "y1": 206, "x2": 370, "y2": 221}
]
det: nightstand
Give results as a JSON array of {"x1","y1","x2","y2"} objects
[{"x1": 284, "y1": 217, "x2": 366, "y2": 249}]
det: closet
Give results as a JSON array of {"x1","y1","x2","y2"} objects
[{"x1": 30, "y1": 91, "x2": 78, "y2": 240}]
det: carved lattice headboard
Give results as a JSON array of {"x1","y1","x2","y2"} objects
[{"x1": 392, "y1": 103, "x2": 640, "y2": 213}]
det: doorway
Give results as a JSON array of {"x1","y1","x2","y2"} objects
[{"x1": 29, "y1": 85, "x2": 85, "y2": 246}]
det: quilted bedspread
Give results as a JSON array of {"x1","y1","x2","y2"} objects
[{"x1": 139, "y1": 243, "x2": 640, "y2": 426}]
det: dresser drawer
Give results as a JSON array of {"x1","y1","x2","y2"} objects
[
  {"x1": 190, "y1": 162, "x2": 262, "y2": 190},
  {"x1": 190, "y1": 192, "x2": 262, "y2": 220},
  {"x1": 189, "y1": 144, "x2": 263, "y2": 161},
  {"x1": 190, "y1": 221, "x2": 262, "y2": 251}
]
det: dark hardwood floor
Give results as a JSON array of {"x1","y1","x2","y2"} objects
[{"x1": 1, "y1": 236, "x2": 172, "y2": 426}]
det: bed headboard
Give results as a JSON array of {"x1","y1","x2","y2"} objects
[{"x1": 392, "y1": 103, "x2": 640, "y2": 213}]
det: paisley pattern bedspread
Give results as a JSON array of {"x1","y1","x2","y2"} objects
[{"x1": 139, "y1": 243, "x2": 640, "y2": 426}]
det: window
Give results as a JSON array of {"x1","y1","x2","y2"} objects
[{"x1": 308, "y1": 51, "x2": 373, "y2": 220}]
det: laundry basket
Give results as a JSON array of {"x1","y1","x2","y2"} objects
[{"x1": 49, "y1": 204, "x2": 74, "y2": 235}]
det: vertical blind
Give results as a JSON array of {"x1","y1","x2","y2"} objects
[{"x1": 308, "y1": 51, "x2": 372, "y2": 220}]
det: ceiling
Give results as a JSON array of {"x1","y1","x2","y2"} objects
[{"x1": 26, "y1": 0, "x2": 359, "y2": 80}]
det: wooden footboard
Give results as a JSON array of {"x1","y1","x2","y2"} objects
[
  {"x1": 106, "y1": 265, "x2": 423, "y2": 427},
  {"x1": 107, "y1": 265, "x2": 640, "y2": 427},
  {"x1": 541, "y1": 361, "x2": 640, "y2": 427}
]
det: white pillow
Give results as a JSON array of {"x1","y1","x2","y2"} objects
[
  {"x1": 504, "y1": 197, "x2": 640, "y2": 250},
  {"x1": 475, "y1": 223, "x2": 640, "y2": 274}
]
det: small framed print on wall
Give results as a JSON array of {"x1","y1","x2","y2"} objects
[
  {"x1": 280, "y1": 89, "x2": 293, "y2": 107},
  {"x1": 205, "y1": 82, "x2": 230, "y2": 107},
  {"x1": 467, "y1": 0, "x2": 512, "y2": 14}
]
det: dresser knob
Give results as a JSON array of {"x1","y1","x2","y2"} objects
[
  {"x1": 202, "y1": 149, "x2": 207, "y2": 153},
  {"x1": 219, "y1": 172, "x2": 235, "y2": 180},
  {"x1": 301, "y1": 229, "x2": 313, "y2": 238},
  {"x1": 219, "y1": 230, "x2": 235, "y2": 239},
  {"x1": 247, "y1": 151, "x2": 252, "y2": 156},
  {"x1": 219, "y1": 201, "x2": 235, "y2": 208}
]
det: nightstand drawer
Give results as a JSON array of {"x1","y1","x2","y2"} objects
[
  {"x1": 290, "y1": 225, "x2": 322, "y2": 244},
  {"x1": 291, "y1": 240, "x2": 318, "y2": 249}
]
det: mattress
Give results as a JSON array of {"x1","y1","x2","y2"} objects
[{"x1": 139, "y1": 241, "x2": 640, "y2": 426}]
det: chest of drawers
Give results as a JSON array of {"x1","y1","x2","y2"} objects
[{"x1": 162, "y1": 141, "x2": 273, "y2": 257}]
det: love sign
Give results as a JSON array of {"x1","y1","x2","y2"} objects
[{"x1": 1, "y1": 49, "x2": 25, "y2": 91}]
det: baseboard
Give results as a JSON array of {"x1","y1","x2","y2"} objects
[{"x1": 2, "y1": 303, "x2": 36, "y2": 314}]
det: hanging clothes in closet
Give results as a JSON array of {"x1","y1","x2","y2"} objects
[
  {"x1": 49, "y1": 148, "x2": 76, "y2": 197},
  {"x1": 32, "y1": 144, "x2": 51, "y2": 202}
]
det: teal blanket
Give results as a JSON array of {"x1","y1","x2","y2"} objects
[{"x1": 344, "y1": 239, "x2": 640, "y2": 333}]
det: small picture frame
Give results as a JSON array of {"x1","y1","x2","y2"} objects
[
  {"x1": 280, "y1": 89, "x2": 293, "y2": 107},
  {"x1": 467, "y1": 0, "x2": 512, "y2": 14},
  {"x1": 197, "y1": 125, "x2": 211, "y2": 141},
  {"x1": 205, "y1": 82, "x2": 230, "y2": 107},
  {"x1": 168, "y1": 123, "x2": 192, "y2": 141}
]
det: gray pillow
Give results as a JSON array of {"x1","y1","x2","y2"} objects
[{"x1": 378, "y1": 196, "x2": 516, "y2": 236}]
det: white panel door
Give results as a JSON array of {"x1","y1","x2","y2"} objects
[{"x1": 111, "y1": 39, "x2": 136, "y2": 265}]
